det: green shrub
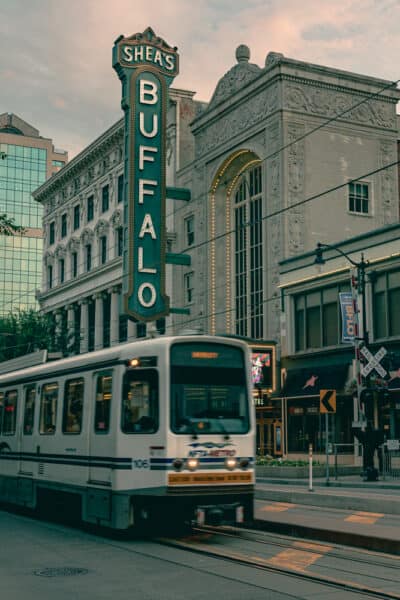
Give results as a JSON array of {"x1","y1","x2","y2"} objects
[{"x1": 256, "y1": 457, "x2": 321, "y2": 466}]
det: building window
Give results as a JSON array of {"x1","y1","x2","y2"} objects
[
  {"x1": 102, "y1": 184, "x2": 109, "y2": 213},
  {"x1": 49, "y1": 221, "x2": 55, "y2": 245},
  {"x1": 234, "y1": 165, "x2": 263, "y2": 338},
  {"x1": 100, "y1": 235, "x2": 107, "y2": 265},
  {"x1": 117, "y1": 227, "x2": 123, "y2": 257},
  {"x1": 48, "y1": 265, "x2": 53, "y2": 289},
  {"x1": 61, "y1": 213, "x2": 67, "y2": 238},
  {"x1": 87, "y1": 195, "x2": 94, "y2": 222},
  {"x1": 73, "y1": 205, "x2": 80, "y2": 230},
  {"x1": 373, "y1": 269, "x2": 400, "y2": 339},
  {"x1": 185, "y1": 215, "x2": 194, "y2": 246},
  {"x1": 294, "y1": 283, "x2": 350, "y2": 351},
  {"x1": 52, "y1": 160, "x2": 65, "y2": 168},
  {"x1": 72, "y1": 252, "x2": 78, "y2": 278},
  {"x1": 117, "y1": 174, "x2": 124, "y2": 203},
  {"x1": 137, "y1": 323, "x2": 147, "y2": 338},
  {"x1": 349, "y1": 182, "x2": 370, "y2": 215},
  {"x1": 184, "y1": 271, "x2": 194, "y2": 304},
  {"x1": 85, "y1": 244, "x2": 92, "y2": 272},
  {"x1": 59, "y1": 258, "x2": 65, "y2": 284}
]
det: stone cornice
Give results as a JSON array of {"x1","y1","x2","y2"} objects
[
  {"x1": 280, "y1": 73, "x2": 399, "y2": 104},
  {"x1": 33, "y1": 119, "x2": 124, "y2": 203},
  {"x1": 191, "y1": 59, "x2": 399, "y2": 134},
  {"x1": 38, "y1": 256, "x2": 122, "y2": 308}
]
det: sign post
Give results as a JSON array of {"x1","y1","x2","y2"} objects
[
  {"x1": 113, "y1": 27, "x2": 179, "y2": 322},
  {"x1": 320, "y1": 390, "x2": 336, "y2": 486}
]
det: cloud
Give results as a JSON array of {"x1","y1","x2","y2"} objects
[{"x1": 301, "y1": 22, "x2": 363, "y2": 41}]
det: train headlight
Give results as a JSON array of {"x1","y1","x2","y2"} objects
[
  {"x1": 127, "y1": 358, "x2": 140, "y2": 368},
  {"x1": 239, "y1": 458, "x2": 250, "y2": 470},
  {"x1": 186, "y1": 458, "x2": 198, "y2": 471},
  {"x1": 225, "y1": 457, "x2": 237, "y2": 470},
  {"x1": 172, "y1": 458, "x2": 183, "y2": 471}
]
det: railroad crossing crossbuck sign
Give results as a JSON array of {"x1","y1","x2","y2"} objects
[
  {"x1": 320, "y1": 389, "x2": 336, "y2": 414},
  {"x1": 360, "y1": 346, "x2": 387, "y2": 378}
]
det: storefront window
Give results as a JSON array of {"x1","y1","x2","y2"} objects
[
  {"x1": 373, "y1": 269, "x2": 400, "y2": 339},
  {"x1": 294, "y1": 283, "x2": 350, "y2": 351}
]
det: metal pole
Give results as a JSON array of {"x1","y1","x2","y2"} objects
[
  {"x1": 334, "y1": 444, "x2": 338, "y2": 480},
  {"x1": 309, "y1": 443, "x2": 313, "y2": 492},
  {"x1": 325, "y1": 413, "x2": 330, "y2": 485}
]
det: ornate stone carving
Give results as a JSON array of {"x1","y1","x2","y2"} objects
[
  {"x1": 95, "y1": 219, "x2": 109, "y2": 237},
  {"x1": 80, "y1": 227, "x2": 94, "y2": 245},
  {"x1": 196, "y1": 83, "x2": 278, "y2": 158},
  {"x1": 287, "y1": 122, "x2": 305, "y2": 255},
  {"x1": 284, "y1": 83, "x2": 396, "y2": 130},
  {"x1": 208, "y1": 45, "x2": 262, "y2": 110},
  {"x1": 379, "y1": 140, "x2": 396, "y2": 225},
  {"x1": 110, "y1": 209, "x2": 122, "y2": 228},
  {"x1": 44, "y1": 250, "x2": 54, "y2": 265},
  {"x1": 265, "y1": 52, "x2": 284, "y2": 69},
  {"x1": 67, "y1": 236, "x2": 80, "y2": 252},
  {"x1": 267, "y1": 120, "x2": 283, "y2": 341},
  {"x1": 54, "y1": 244, "x2": 66, "y2": 259}
]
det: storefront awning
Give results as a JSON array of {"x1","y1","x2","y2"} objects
[{"x1": 281, "y1": 364, "x2": 350, "y2": 398}]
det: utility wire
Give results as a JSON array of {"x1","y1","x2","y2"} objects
[{"x1": 1, "y1": 77, "x2": 398, "y2": 311}]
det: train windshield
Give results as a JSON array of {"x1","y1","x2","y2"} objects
[{"x1": 170, "y1": 342, "x2": 250, "y2": 435}]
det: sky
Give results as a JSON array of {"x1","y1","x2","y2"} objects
[{"x1": 1, "y1": 0, "x2": 399, "y2": 159}]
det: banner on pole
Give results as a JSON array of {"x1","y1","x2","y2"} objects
[{"x1": 339, "y1": 292, "x2": 355, "y2": 343}]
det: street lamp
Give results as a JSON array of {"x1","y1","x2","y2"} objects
[
  {"x1": 314, "y1": 242, "x2": 368, "y2": 345},
  {"x1": 314, "y1": 242, "x2": 382, "y2": 481}
]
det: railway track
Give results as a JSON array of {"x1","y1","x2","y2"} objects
[{"x1": 157, "y1": 525, "x2": 400, "y2": 599}]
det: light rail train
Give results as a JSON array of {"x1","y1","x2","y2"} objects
[{"x1": 0, "y1": 334, "x2": 255, "y2": 531}]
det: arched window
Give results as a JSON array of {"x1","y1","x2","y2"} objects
[{"x1": 234, "y1": 164, "x2": 263, "y2": 338}]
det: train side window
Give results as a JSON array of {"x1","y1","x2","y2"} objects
[
  {"x1": 63, "y1": 378, "x2": 84, "y2": 434},
  {"x1": 0, "y1": 391, "x2": 3, "y2": 434},
  {"x1": 23, "y1": 386, "x2": 36, "y2": 435},
  {"x1": 3, "y1": 390, "x2": 18, "y2": 435},
  {"x1": 40, "y1": 382, "x2": 58, "y2": 434},
  {"x1": 121, "y1": 369, "x2": 158, "y2": 434},
  {"x1": 95, "y1": 374, "x2": 112, "y2": 433}
]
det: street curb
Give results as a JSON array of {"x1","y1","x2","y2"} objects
[
  {"x1": 255, "y1": 488, "x2": 400, "y2": 515},
  {"x1": 251, "y1": 518, "x2": 400, "y2": 555}
]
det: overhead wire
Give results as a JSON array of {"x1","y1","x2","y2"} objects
[{"x1": 0, "y1": 74, "x2": 399, "y2": 322}]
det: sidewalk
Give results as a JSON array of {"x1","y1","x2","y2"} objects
[
  {"x1": 256, "y1": 475, "x2": 400, "y2": 513},
  {"x1": 254, "y1": 475, "x2": 400, "y2": 553}
]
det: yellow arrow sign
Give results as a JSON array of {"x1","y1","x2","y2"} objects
[{"x1": 320, "y1": 389, "x2": 336, "y2": 414}]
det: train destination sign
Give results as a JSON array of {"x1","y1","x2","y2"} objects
[{"x1": 113, "y1": 27, "x2": 179, "y2": 321}]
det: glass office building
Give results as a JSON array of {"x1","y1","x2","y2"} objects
[{"x1": 0, "y1": 113, "x2": 67, "y2": 316}]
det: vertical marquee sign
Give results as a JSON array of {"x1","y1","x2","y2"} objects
[{"x1": 113, "y1": 27, "x2": 179, "y2": 321}]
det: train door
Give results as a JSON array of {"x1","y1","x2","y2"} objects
[
  {"x1": 36, "y1": 380, "x2": 59, "y2": 481},
  {"x1": 88, "y1": 370, "x2": 114, "y2": 486},
  {"x1": 60, "y1": 376, "x2": 89, "y2": 487},
  {"x1": 18, "y1": 384, "x2": 36, "y2": 476}
]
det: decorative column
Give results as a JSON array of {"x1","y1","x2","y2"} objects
[
  {"x1": 110, "y1": 286, "x2": 120, "y2": 346},
  {"x1": 94, "y1": 292, "x2": 104, "y2": 351},
  {"x1": 66, "y1": 304, "x2": 75, "y2": 354},
  {"x1": 127, "y1": 319, "x2": 136, "y2": 342},
  {"x1": 54, "y1": 310, "x2": 63, "y2": 351},
  {"x1": 80, "y1": 299, "x2": 89, "y2": 354}
]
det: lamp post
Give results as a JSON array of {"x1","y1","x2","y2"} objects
[{"x1": 314, "y1": 242, "x2": 381, "y2": 481}]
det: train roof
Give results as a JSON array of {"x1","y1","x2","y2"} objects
[{"x1": 0, "y1": 334, "x2": 250, "y2": 386}]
